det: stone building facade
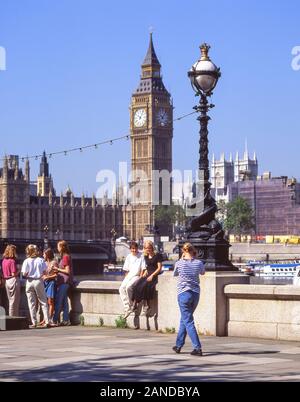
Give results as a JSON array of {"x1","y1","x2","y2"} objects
[
  {"x1": 211, "y1": 148, "x2": 258, "y2": 203},
  {"x1": 0, "y1": 155, "x2": 123, "y2": 241},
  {"x1": 228, "y1": 174, "x2": 300, "y2": 235}
]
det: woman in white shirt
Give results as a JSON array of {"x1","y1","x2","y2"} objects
[
  {"x1": 119, "y1": 241, "x2": 146, "y2": 318},
  {"x1": 21, "y1": 244, "x2": 50, "y2": 328}
]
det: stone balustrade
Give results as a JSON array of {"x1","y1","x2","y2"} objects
[
  {"x1": 4, "y1": 274, "x2": 300, "y2": 342},
  {"x1": 225, "y1": 284, "x2": 300, "y2": 341}
]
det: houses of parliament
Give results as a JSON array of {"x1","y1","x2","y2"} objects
[{"x1": 0, "y1": 34, "x2": 173, "y2": 242}]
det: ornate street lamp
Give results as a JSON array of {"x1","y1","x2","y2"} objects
[
  {"x1": 111, "y1": 228, "x2": 117, "y2": 246},
  {"x1": 43, "y1": 225, "x2": 49, "y2": 251},
  {"x1": 188, "y1": 43, "x2": 220, "y2": 204},
  {"x1": 183, "y1": 43, "x2": 236, "y2": 271},
  {"x1": 188, "y1": 43, "x2": 220, "y2": 96},
  {"x1": 55, "y1": 228, "x2": 61, "y2": 241}
]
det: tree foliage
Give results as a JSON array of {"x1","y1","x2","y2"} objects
[
  {"x1": 223, "y1": 196, "x2": 255, "y2": 235},
  {"x1": 155, "y1": 205, "x2": 186, "y2": 226},
  {"x1": 216, "y1": 199, "x2": 227, "y2": 224}
]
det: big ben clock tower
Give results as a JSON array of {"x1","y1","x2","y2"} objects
[{"x1": 126, "y1": 34, "x2": 173, "y2": 240}]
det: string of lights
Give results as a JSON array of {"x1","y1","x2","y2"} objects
[{"x1": 1, "y1": 110, "x2": 197, "y2": 163}]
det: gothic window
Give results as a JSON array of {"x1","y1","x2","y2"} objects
[
  {"x1": 162, "y1": 141, "x2": 167, "y2": 158},
  {"x1": 9, "y1": 211, "x2": 14, "y2": 224},
  {"x1": 136, "y1": 140, "x2": 147, "y2": 158},
  {"x1": 19, "y1": 210, "x2": 24, "y2": 224},
  {"x1": 137, "y1": 140, "x2": 142, "y2": 157},
  {"x1": 138, "y1": 164, "x2": 148, "y2": 177},
  {"x1": 215, "y1": 172, "x2": 223, "y2": 188},
  {"x1": 107, "y1": 211, "x2": 112, "y2": 223}
]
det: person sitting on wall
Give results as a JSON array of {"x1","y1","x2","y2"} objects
[
  {"x1": 132, "y1": 240, "x2": 163, "y2": 317},
  {"x1": 119, "y1": 241, "x2": 146, "y2": 319}
]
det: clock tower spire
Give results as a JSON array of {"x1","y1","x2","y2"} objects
[
  {"x1": 126, "y1": 34, "x2": 173, "y2": 241},
  {"x1": 141, "y1": 33, "x2": 161, "y2": 74}
]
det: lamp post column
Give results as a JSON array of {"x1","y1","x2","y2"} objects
[
  {"x1": 197, "y1": 93, "x2": 212, "y2": 205},
  {"x1": 182, "y1": 43, "x2": 237, "y2": 271},
  {"x1": 43, "y1": 225, "x2": 49, "y2": 251}
]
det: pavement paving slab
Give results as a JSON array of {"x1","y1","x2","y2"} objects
[{"x1": 1, "y1": 326, "x2": 300, "y2": 382}]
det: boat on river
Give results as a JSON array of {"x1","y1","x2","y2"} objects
[{"x1": 246, "y1": 260, "x2": 300, "y2": 277}]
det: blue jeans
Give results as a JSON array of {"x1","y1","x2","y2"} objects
[
  {"x1": 176, "y1": 290, "x2": 201, "y2": 350},
  {"x1": 53, "y1": 283, "x2": 69, "y2": 323}
]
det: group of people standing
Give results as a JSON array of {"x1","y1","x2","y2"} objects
[
  {"x1": 0, "y1": 240, "x2": 73, "y2": 328},
  {"x1": 119, "y1": 239, "x2": 206, "y2": 356},
  {"x1": 2, "y1": 236, "x2": 206, "y2": 356}
]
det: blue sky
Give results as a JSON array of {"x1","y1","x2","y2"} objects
[{"x1": 0, "y1": 0, "x2": 299, "y2": 195}]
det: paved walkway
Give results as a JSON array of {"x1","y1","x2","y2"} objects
[{"x1": 1, "y1": 326, "x2": 300, "y2": 382}]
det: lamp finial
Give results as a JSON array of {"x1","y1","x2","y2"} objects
[{"x1": 200, "y1": 43, "x2": 211, "y2": 61}]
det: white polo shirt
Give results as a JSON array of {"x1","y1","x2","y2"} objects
[
  {"x1": 123, "y1": 253, "x2": 146, "y2": 280},
  {"x1": 21, "y1": 257, "x2": 47, "y2": 279}
]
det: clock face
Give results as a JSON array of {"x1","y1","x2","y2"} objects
[
  {"x1": 157, "y1": 108, "x2": 169, "y2": 126},
  {"x1": 134, "y1": 108, "x2": 147, "y2": 127}
]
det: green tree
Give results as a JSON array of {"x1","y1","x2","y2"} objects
[
  {"x1": 216, "y1": 199, "x2": 227, "y2": 224},
  {"x1": 155, "y1": 205, "x2": 186, "y2": 225},
  {"x1": 223, "y1": 196, "x2": 255, "y2": 235}
]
